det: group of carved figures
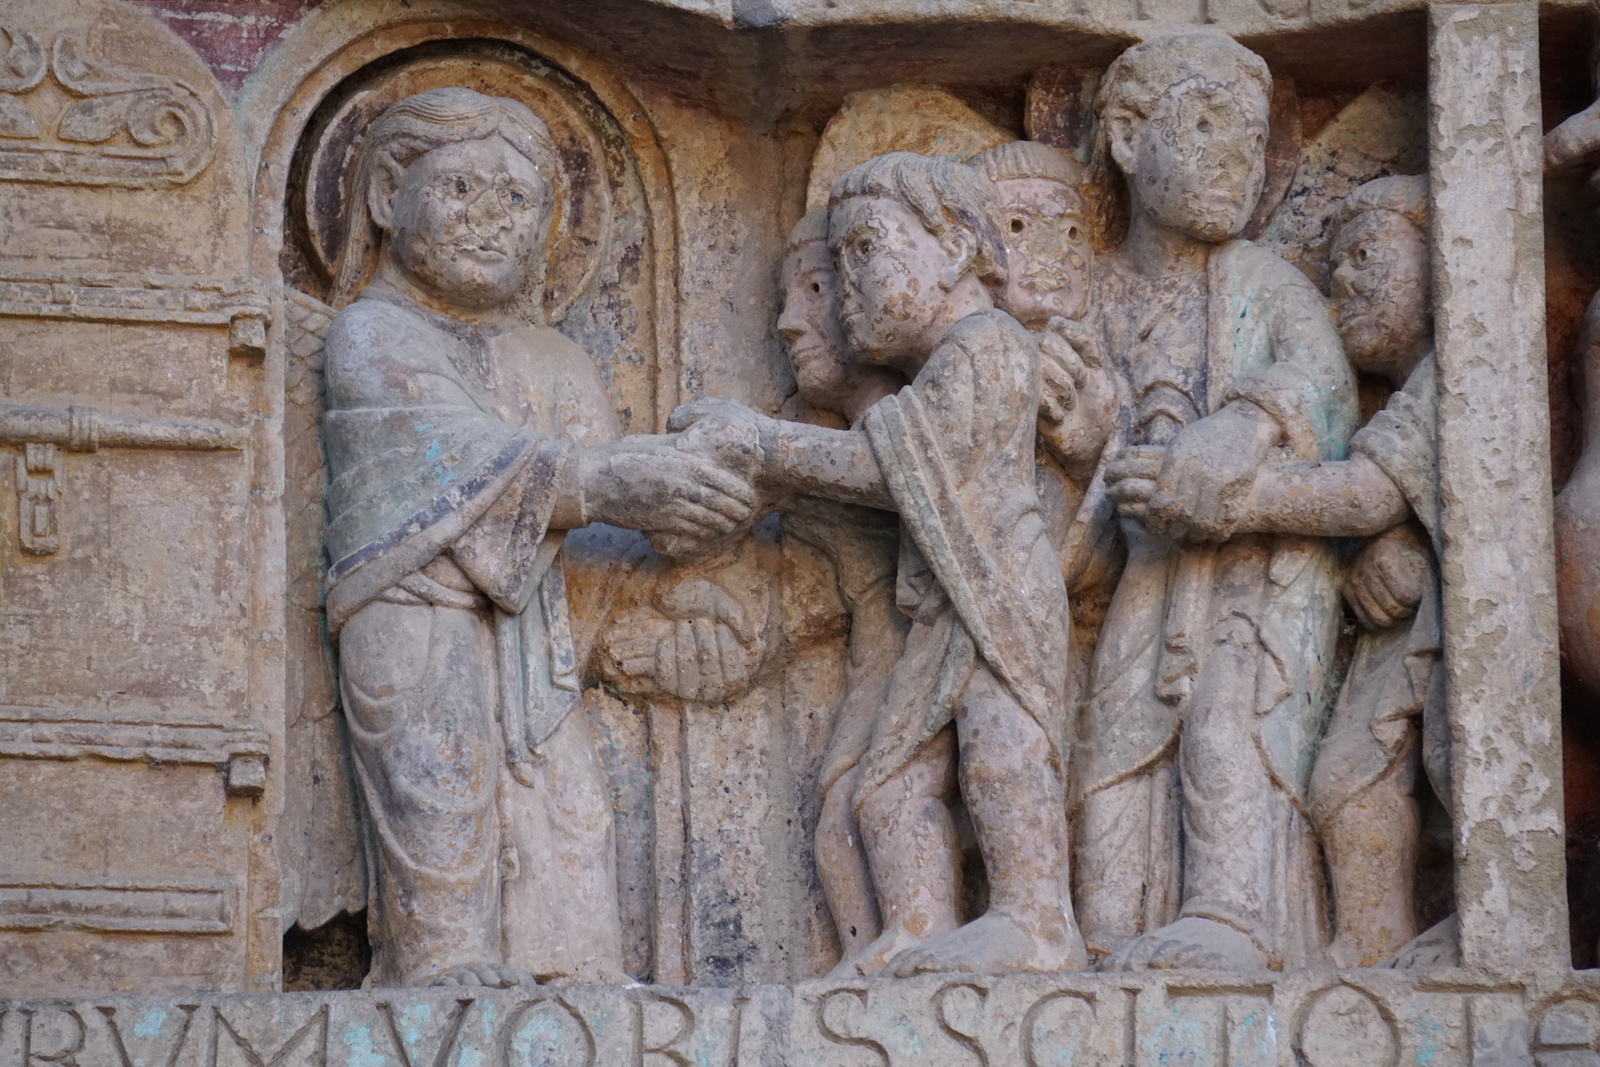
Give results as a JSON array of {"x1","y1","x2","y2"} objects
[{"x1": 319, "y1": 32, "x2": 1459, "y2": 988}]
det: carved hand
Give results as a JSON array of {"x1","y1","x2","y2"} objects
[
  {"x1": 1142, "y1": 400, "x2": 1282, "y2": 543},
  {"x1": 1037, "y1": 316, "x2": 1117, "y2": 480},
  {"x1": 1105, "y1": 443, "x2": 1167, "y2": 522},
  {"x1": 668, "y1": 398, "x2": 774, "y2": 481},
  {"x1": 598, "y1": 576, "x2": 765, "y2": 703},
  {"x1": 1344, "y1": 523, "x2": 1431, "y2": 630},
  {"x1": 578, "y1": 434, "x2": 757, "y2": 539}
]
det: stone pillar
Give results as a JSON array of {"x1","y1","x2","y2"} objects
[{"x1": 1429, "y1": 0, "x2": 1569, "y2": 975}]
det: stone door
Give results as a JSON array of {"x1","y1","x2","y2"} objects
[{"x1": 0, "y1": 0, "x2": 276, "y2": 994}]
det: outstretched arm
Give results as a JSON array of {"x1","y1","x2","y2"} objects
[
  {"x1": 669, "y1": 398, "x2": 894, "y2": 511},
  {"x1": 1106, "y1": 399, "x2": 1410, "y2": 542},
  {"x1": 1237, "y1": 455, "x2": 1411, "y2": 537}
]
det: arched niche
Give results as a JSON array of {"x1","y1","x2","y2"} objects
[{"x1": 240, "y1": 12, "x2": 679, "y2": 933}]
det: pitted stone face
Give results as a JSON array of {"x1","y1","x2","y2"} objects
[
  {"x1": 1330, "y1": 208, "x2": 1431, "y2": 385},
  {"x1": 380, "y1": 136, "x2": 552, "y2": 312},
  {"x1": 830, "y1": 195, "x2": 971, "y2": 370},
  {"x1": 992, "y1": 177, "x2": 1091, "y2": 328}
]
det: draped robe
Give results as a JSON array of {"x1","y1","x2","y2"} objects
[
  {"x1": 854, "y1": 309, "x2": 1072, "y2": 803},
  {"x1": 322, "y1": 286, "x2": 625, "y2": 986},
  {"x1": 1073, "y1": 241, "x2": 1357, "y2": 967},
  {"x1": 1310, "y1": 351, "x2": 1448, "y2": 829}
]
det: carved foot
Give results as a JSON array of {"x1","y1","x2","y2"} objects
[
  {"x1": 1378, "y1": 914, "x2": 1459, "y2": 969},
  {"x1": 827, "y1": 926, "x2": 936, "y2": 979},
  {"x1": 883, "y1": 913, "x2": 1088, "y2": 977},
  {"x1": 1098, "y1": 916, "x2": 1268, "y2": 972},
  {"x1": 429, "y1": 962, "x2": 539, "y2": 988}
]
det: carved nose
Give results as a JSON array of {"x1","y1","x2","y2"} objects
[{"x1": 466, "y1": 188, "x2": 512, "y2": 232}]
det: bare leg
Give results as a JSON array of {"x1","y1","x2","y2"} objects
[
  {"x1": 835, "y1": 728, "x2": 961, "y2": 978},
  {"x1": 817, "y1": 764, "x2": 883, "y2": 968},
  {"x1": 889, "y1": 666, "x2": 1088, "y2": 976},
  {"x1": 1324, "y1": 731, "x2": 1420, "y2": 967}
]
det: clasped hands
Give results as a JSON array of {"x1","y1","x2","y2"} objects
[
  {"x1": 575, "y1": 422, "x2": 766, "y2": 556},
  {"x1": 1104, "y1": 400, "x2": 1281, "y2": 543}
]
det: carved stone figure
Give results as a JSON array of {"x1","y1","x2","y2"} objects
[
  {"x1": 318, "y1": 88, "x2": 754, "y2": 987},
  {"x1": 1551, "y1": 110, "x2": 1600, "y2": 704},
  {"x1": 970, "y1": 139, "x2": 1115, "y2": 492},
  {"x1": 969, "y1": 137, "x2": 1120, "y2": 773},
  {"x1": 1081, "y1": 33, "x2": 1357, "y2": 972},
  {"x1": 767, "y1": 209, "x2": 927, "y2": 977},
  {"x1": 1294, "y1": 176, "x2": 1450, "y2": 967},
  {"x1": 673, "y1": 152, "x2": 1086, "y2": 975}
]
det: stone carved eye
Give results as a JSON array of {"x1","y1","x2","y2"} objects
[
  {"x1": 811, "y1": 281, "x2": 822, "y2": 294},
  {"x1": 453, "y1": 177, "x2": 469, "y2": 197},
  {"x1": 1197, "y1": 118, "x2": 1212, "y2": 134},
  {"x1": 1011, "y1": 217, "x2": 1025, "y2": 234},
  {"x1": 1354, "y1": 246, "x2": 1370, "y2": 267},
  {"x1": 509, "y1": 189, "x2": 526, "y2": 208},
  {"x1": 1067, "y1": 223, "x2": 1083, "y2": 243}
]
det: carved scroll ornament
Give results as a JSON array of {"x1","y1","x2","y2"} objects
[{"x1": 0, "y1": 27, "x2": 215, "y2": 188}]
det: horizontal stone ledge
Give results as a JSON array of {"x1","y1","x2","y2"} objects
[
  {"x1": 0, "y1": 274, "x2": 270, "y2": 329},
  {"x1": 0, "y1": 879, "x2": 232, "y2": 936},
  {"x1": 0, "y1": 706, "x2": 268, "y2": 770},
  {"x1": 3, "y1": 970, "x2": 1598, "y2": 1065}
]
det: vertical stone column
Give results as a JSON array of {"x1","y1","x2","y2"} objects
[{"x1": 1429, "y1": 0, "x2": 1569, "y2": 974}]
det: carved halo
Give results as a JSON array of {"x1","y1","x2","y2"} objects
[{"x1": 302, "y1": 50, "x2": 612, "y2": 324}]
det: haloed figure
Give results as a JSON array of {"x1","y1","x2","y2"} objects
[{"x1": 320, "y1": 88, "x2": 754, "y2": 988}]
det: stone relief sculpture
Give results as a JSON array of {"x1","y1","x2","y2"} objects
[
  {"x1": 767, "y1": 209, "x2": 917, "y2": 978},
  {"x1": 3, "y1": 0, "x2": 1590, "y2": 1052},
  {"x1": 672, "y1": 151, "x2": 1091, "y2": 976},
  {"x1": 0, "y1": 26, "x2": 216, "y2": 187},
  {"x1": 1079, "y1": 32, "x2": 1357, "y2": 972},
  {"x1": 317, "y1": 87, "x2": 754, "y2": 987},
  {"x1": 1301, "y1": 176, "x2": 1451, "y2": 968},
  {"x1": 1551, "y1": 100, "x2": 1600, "y2": 707}
]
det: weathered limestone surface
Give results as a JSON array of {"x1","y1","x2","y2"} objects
[
  {"x1": 1, "y1": 0, "x2": 1596, "y2": 1057},
  {"x1": 8, "y1": 972, "x2": 1600, "y2": 1067},
  {"x1": 1429, "y1": 1, "x2": 1568, "y2": 976}
]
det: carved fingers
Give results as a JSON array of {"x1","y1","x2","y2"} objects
[
  {"x1": 1036, "y1": 329, "x2": 1087, "y2": 425},
  {"x1": 596, "y1": 576, "x2": 766, "y2": 704},
  {"x1": 1143, "y1": 401, "x2": 1279, "y2": 543},
  {"x1": 1344, "y1": 523, "x2": 1431, "y2": 630},
  {"x1": 580, "y1": 435, "x2": 759, "y2": 540},
  {"x1": 1104, "y1": 444, "x2": 1165, "y2": 523}
]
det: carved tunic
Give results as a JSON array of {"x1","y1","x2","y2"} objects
[
  {"x1": 854, "y1": 308, "x2": 1072, "y2": 802},
  {"x1": 1310, "y1": 352, "x2": 1447, "y2": 826},
  {"x1": 1076, "y1": 241, "x2": 1357, "y2": 966},
  {"x1": 322, "y1": 285, "x2": 624, "y2": 986}
]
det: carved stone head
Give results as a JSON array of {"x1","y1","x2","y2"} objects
[
  {"x1": 331, "y1": 87, "x2": 561, "y2": 315},
  {"x1": 777, "y1": 209, "x2": 903, "y2": 420},
  {"x1": 971, "y1": 140, "x2": 1092, "y2": 327},
  {"x1": 1330, "y1": 175, "x2": 1431, "y2": 384},
  {"x1": 827, "y1": 151, "x2": 1006, "y2": 366},
  {"x1": 1097, "y1": 33, "x2": 1272, "y2": 244}
]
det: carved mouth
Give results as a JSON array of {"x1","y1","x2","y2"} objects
[{"x1": 455, "y1": 242, "x2": 510, "y2": 262}]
